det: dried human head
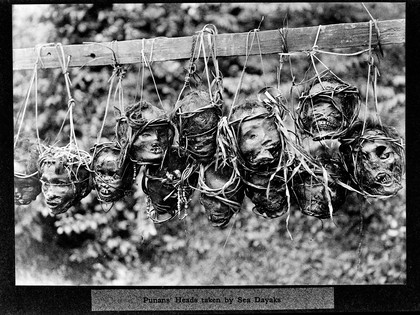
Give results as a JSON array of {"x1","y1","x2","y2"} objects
[
  {"x1": 199, "y1": 162, "x2": 244, "y2": 227},
  {"x1": 14, "y1": 138, "x2": 41, "y2": 205},
  {"x1": 91, "y1": 142, "x2": 135, "y2": 203},
  {"x1": 297, "y1": 72, "x2": 360, "y2": 140},
  {"x1": 339, "y1": 119, "x2": 405, "y2": 197},
  {"x1": 292, "y1": 153, "x2": 348, "y2": 219},
  {"x1": 126, "y1": 101, "x2": 174, "y2": 165},
  {"x1": 142, "y1": 147, "x2": 194, "y2": 223},
  {"x1": 37, "y1": 145, "x2": 91, "y2": 215},
  {"x1": 175, "y1": 90, "x2": 222, "y2": 163},
  {"x1": 229, "y1": 99, "x2": 282, "y2": 171},
  {"x1": 245, "y1": 172, "x2": 288, "y2": 219}
]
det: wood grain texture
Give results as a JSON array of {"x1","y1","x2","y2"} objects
[{"x1": 13, "y1": 19, "x2": 405, "y2": 71}]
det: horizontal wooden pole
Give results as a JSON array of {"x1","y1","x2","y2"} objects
[{"x1": 13, "y1": 19, "x2": 405, "y2": 71}]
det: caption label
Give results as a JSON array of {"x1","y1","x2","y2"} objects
[{"x1": 92, "y1": 287, "x2": 334, "y2": 311}]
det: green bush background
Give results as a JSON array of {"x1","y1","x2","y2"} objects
[{"x1": 13, "y1": 2, "x2": 405, "y2": 285}]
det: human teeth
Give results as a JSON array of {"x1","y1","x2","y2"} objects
[
  {"x1": 313, "y1": 119, "x2": 339, "y2": 129},
  {"x1": 375, "y1": 173, "x2": 393, "y2": 185}
]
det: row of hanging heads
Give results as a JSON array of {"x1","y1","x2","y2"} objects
[{"x1": 14, "y1": 24, "x2": 405, "y2": 229}]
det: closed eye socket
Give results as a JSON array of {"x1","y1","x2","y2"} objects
[
  {"x1": 20, "y1": 186, "x2": 35, "y2": 191},
  {"x1": 158, "y1": 130, "x2": 169, "y2": 137},
  {"x1": 201, "y1": 138, "x2": 214, "y2": 146},
  {"x1": 380, "y1": 151, "x2": 392, "y2": 160},
  {"x1": 244, "y1": 133, "x2": 257, "y2": 140}
]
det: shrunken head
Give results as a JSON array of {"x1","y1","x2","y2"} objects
[
  {"x1": 126, "y1": 101, "x2": 174, "y2": 165},
  {"x1": 230, "y1": 100, "x2": 282, "y2": 170},
  {"x1": 297, "y1": 73, "x2": 360, "y2": 140},
  {"x1": 175, "y1": 90, "x2": 221, "y2": 163},
  {"x1": 91, "y1": 142, "x2": 135, "y2": 202},
  {"x1": 245, "y1": 172, "x2": 288, "y2": 219},
  {"x1": 293, "y1": 155, "x2": 347, "y2": 219},
  {"x1": 339, "y1": 119, "x2": 405, "y2": 197},
  {"x1": 142, "y1": 147, "x2": 193, "y2": 223},
  {"x1": 14, "y1": 138, "x2": 42, "y2": 205},
  {"x1": 199, "y1": 162, "x2": 244, "y2": 227},
  {"x1": 37, "y1": 146, "x2": 91, "y2": 215}
]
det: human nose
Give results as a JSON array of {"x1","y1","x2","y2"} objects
[
  {"x1": 149, "y1": 130, "x2": 162, "y2": 143},
  {"x1": 43, "y1": 185, "x2": 58, "y2": 200}
]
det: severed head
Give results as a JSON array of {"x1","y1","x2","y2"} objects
[
  {"x1": 142, "y1": 147, "x2": 195, "y2": 223},
  {"x1": 245, "y1": 171, "x2": 288, "y2": 219},
  {"x1": 339, "y1": 119, "x2": 405, "y2": 197},
  {"x1": 297, "y1": 72, "x2": 360, "y2": 140},
  {"x1": 229, "y1": 99, "x2": 282, "y2": 171},
  {"x1": 14, "y1": 138, "x2": 42, "y2": 205},
  {"x1": 175, "y1": 90, "x2": 222, "y2": 163},
  {"x1": 199, "y1": 162, "x2": 244, "y2": 228},
  {"x1": 126, "y1": 101, "x2": 174, "y2": 165},
  {"x1": 292, "y1": 153, "x2": 348, "y2": 219},
  {"x1": 91, "y1": 142, "x2": 136, "y2": 203},
  {"x1": 37, "y1": 145, "x2": 91, "y2": 215}
]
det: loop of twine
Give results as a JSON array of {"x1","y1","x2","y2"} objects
[{"x1": 139, "y1": 38, "x2": 164, "y2": 110}]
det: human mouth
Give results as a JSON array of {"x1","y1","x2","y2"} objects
[
  {"x1": 313, "y1": 118, "x2": 340, "y2": 131},
  {"x1": 374, "y1": 172, "x2": 394, "y2": 186},
  {"x1": 46, "y1": 200, "x2": 62, "y2": 210},
  {"x1": 150, "y1": 147, "x2": 163, "y2": 154},
  {"x1": 100, "y1": 191, "x2": 111, "y2": 197},
  {"x1": 15, "y1": 198, "x2": 30, "y2": 205},
  {"x1": 99, "y1": 190, "x2": 114, "y2": 200}
]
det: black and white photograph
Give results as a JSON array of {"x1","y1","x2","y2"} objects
[{"x1": 5, "y1": 1, "x2": 419, "y2": 312}]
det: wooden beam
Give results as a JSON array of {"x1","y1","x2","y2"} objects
[{"x1": 13, "y1": 19, "x2": 405, "y2": 71}]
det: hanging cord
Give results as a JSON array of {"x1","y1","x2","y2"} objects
[
  {"x1": 362, "y1": 2, "x2": 383, "y2": 56},
  {"x1": 361, "y1": 18, "x2": 383, "y2": 134},
  {"x1": 14, "y1": 48, "x2": 45, "y2": 179},
  {"x1": 308, "y1": 25, "x2": 327, "y2": 89},
  {"x1": 93, "y1": 65, "x2": 119, "y2": 159},
  {"x1": 229, "y1": 16, "x2": 267, "y2": 113},
  {"x1": 171, "y1": 25, "x2": 224, "y2": 166},
  {"x1": 170, "y1": 34, "x2": 198, "y2": 117},
  {"x1": 54, "y1": 43, "x2": 76, "y2": 145},
  {"x1": 139, "y1": 38, "x2": 164, "y2": 110},
  {"x1": 277, "y1": 16, "x2": 305, "y2": 137},
  {"x1": 292, "y1": 21, "x2": 377, "y2": 92},
  {"x1": 277, "y1": 15, "x2": 289, "y2": 91},
  {"x1": 14, "y1": 43, "x2": 53, "y2": 152},
  {"x1": 14, "y1": 63, "x2": 37, "y2": 149},
  {"x1": 53, "y1": 43, "x2": 92, "y2": 169},
  {"x1": 230, "y1": 29, "x2": 259, "y2": 116},
  {"x1": 253, "y1": 16, "x2": 269, "y2": 90},
  {"x1": 204, "y1": 25, "x2": 224, "y2": 102},
  {"x1": 199, "y1": 24, "x2": 224, "y2": 103},
  {"x1": 197, "y1": 26, "x2": 214, "y2": 101},
  {"x1": 111, "y1": 40, "x2": 126, "y2": 117},
  {"x1": 88, "y1": 41, "x2": 133, "y2": 175},
  {"x1": 171, "y1": 24, "x2": 221, "y2": 117}
]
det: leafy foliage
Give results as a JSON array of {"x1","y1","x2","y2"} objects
[{"x1": 13, "y1": 3, "x2": 405, "y2": 285}]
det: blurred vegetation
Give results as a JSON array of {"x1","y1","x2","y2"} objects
[{"x1": 13, "y1": 3, "x2": 405, "y2": 285}]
